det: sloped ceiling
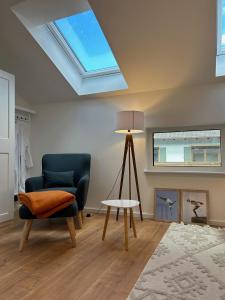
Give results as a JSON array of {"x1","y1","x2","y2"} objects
[
  {"x1": 0, "y1": 0, "x2": 223, "y2": 103},
  {"x1": 0, "y1": 0, "x2": 76, "y2": 103},
  {"x1": 89, "y1": 0, "x2": 218, "y2": 93}
]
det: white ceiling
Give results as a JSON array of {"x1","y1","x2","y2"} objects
[{"x1": 0, "y1": 0, "x2": 224, "y2": 103}]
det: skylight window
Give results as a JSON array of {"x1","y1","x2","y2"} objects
[
  {"x1": 217, "y1": 0, "x2": 225, "y2": 55},
  {"x1": 12, "y1": 2, "x2": 128, "y2": 95},
  {"x1": 216, "y1": 0, "x2": 225, "y2": 76},
  {"x1": 52, "y1": 10, "x2": 119, "y2": 73}
]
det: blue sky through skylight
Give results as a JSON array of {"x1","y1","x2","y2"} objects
[
  {"x1": 221, "y1": 0, "x2": 225, "y2": 49},
  {"x1": 54, "y1": 10, "x2": 119, "y2": 72}
]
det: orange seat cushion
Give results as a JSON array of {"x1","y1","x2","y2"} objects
[{"x1": 19, "y1": 190, "x2": 75, "y2": 218}]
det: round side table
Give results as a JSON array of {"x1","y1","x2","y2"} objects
[{"x1": 101, "y1": 199, "x2": 140, "y2": 251}]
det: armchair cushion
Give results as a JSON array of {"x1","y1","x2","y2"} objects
[
  {"x1": 43, "y1": 170, "x2": 74, "y2": 188},
  {"x1": 25, "y1": 176, "x2": 44, "y2": 193}
]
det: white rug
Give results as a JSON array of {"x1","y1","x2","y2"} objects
[{"x1": 128, "y1": 223, "x2": 225, "y2": 300}]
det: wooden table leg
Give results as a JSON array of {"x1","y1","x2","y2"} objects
[
  {"x1": 124, "y1": 208, "x2": 128, "y2": 251},
  {"x1": 66, "y1": 217, "x2": 76, "y2": 248},
  {"x1": 130, "y1": 208, "x2": 137, "y2": 238},
  {"x1": 102, "y1": 206, "x2": 111, "y2": 240},
  {"x1": 19, "y1": 220, "x2": 33, "y2": 252}
]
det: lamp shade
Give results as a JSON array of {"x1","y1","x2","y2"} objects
[{"x1": 115, "y1": 111, "x2": 144, "y2": 134}]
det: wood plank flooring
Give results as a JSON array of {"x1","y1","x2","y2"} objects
[{"x1": 0, "y1": 214, "x2": 169, "y2": 300}]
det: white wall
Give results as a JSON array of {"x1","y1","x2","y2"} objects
[
  {"x1": 16, "y1": 94, "x2": 34, "y2": 109},
  {"x1": 30, "y1": 82, "x2": 225, "y2": 225}
]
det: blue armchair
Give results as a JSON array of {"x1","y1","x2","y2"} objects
[{"x1": 25, "y1": 153, "x2": 91, "y2": 224}]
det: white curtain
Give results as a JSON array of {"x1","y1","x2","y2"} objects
[{"x1": 15, "y1": 120, "x2": 33, "y2": 194}]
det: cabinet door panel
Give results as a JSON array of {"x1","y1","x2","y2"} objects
[
  {"x1": 0, "y1": 71, "x2": 15, "y2": 223},
  {"x1": 0, "y1": 77, "x2": 9, "y2": 139}
]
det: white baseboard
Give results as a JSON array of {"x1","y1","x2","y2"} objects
[
  {"x1": 208, "y1": 219, "x2": 225, "y2": 227},
  {"x1": 84, "y1": 207, "x2": 225, "y2": 227}
]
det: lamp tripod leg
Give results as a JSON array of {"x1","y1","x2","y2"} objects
[
  {"x1": 128, "y1": 139, "x2": 132, "y2": 228},
  {"x1": 116, "y1": 134, "x2": 129, "y2": 221},
  {"x1": 130, "y1": 135, "x2": 143, "y2": 221},
  {"x1": 117, "y1": 134, "x2": 143, "y2": 222}
]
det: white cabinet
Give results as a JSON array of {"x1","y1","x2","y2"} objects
[{"x1": 0, "y1": 70, "x2": 15, "y2": 222}]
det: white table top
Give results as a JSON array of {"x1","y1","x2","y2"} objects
[{"x1": 101, "y1": 199, "x2": 140, "y2": 208}]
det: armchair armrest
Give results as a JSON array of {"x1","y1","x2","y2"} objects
[
  {"x1": 25, "y1": 176, "x2": 44, "y2": 192},
  {"x1": 76, "y1": 175, "x2": 90, "y2": 211}
]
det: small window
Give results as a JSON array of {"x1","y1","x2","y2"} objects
[
  {"x1": 153, "y1": 130, "x2": 221, "y2": 167},
  {"x1": 50, "y1": 9, "x2": 119, "y2": 75}
]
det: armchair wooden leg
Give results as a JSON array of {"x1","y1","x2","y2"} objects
[
  {"x1": 19, "y1": 220, "x2": 33, "y2": 252},
  {"x1": 77, "y1": 211, "x2": 83, "y2": 229},
  {"x1": 81, "y1": 210, "x2": 84, "y2": 223},
  {"x1": 25, "y1": 219, "x2": 33, "y2": 240},
  {"x1": 66, "y1": 217, "x2": 76, "y2": 248}
]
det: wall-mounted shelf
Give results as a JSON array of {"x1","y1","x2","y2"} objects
[{"x1": 15, "y1": 105, "x2": 36, "y2": 115}]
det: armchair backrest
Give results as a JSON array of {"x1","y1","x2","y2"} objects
[{"x1": 42, "y1": 153, "x2": 91, "y2": 186}]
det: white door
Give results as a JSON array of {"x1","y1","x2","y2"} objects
[{"x1": 0, "y1": 70, "x2": 15, "y2": 222}]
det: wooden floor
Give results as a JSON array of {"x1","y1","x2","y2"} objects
[{"x1": 0, "y1": 214, "x2": 169, "y2": 300}]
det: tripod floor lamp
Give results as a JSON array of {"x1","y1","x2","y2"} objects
[{"x1": 115, "y1": 111, "x2": 144, "y2": 221}]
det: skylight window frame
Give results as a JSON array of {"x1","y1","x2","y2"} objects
[
  {"x1": 217, "y1": 0, "x2": 225, "y2": 55},
  {"x1": 47, "y1": 22, "x2": 121, "y2": 79}
]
